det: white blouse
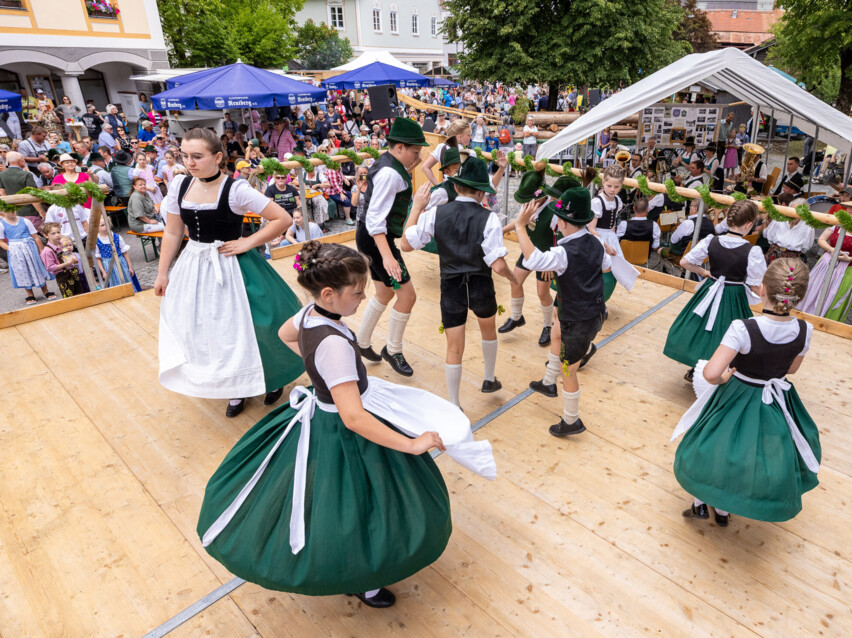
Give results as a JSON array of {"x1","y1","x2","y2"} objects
[
  {"x1": 684, "y1": 234, "x2": 767, "y2": 285},
  {"x1": 522, "y1": 228, "x2": 612, "y2": 275},
  {"x1": 763, "y1": 219, "x2": 815, "y2": 253},
  {"x1": 162, "y1": 175, "x2": 271, "y2": 217},
  {"x1": 721, "y1": 316, "x2": 813, "y2": 356},
  {"x1": 293, "y1": 306, "x2": 360, "y2": 390}
]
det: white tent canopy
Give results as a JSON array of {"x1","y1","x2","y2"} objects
[
  {"x1": 130, "y1": 68, "x2": 310, "y2": 83},
  {"x1": 537, "y1": 47, "x2": 852, "y2": 160},
  {"x1": 331, "y1": 50, "x2": 418, "y2": 74}
]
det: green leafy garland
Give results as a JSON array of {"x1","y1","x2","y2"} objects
[
  {"x1": 336, "y1": 148, "x2": 363, "y2": 166},
  {"x1": 635, "y1": 175, "x2": 655, "y2": 198},
  {"x1": 664, "y1": 179, "x2": 688, "y2": 204},
  {"x1": 506, "y1": 151, "x2": 527, "y2": 173},
  {"x1": 0, "y1": 181, "x2": 107, "y2": 212},
  {"x1": 761, "y1": 196, "x2": 833, "y2": 231},
  {"x1": 312, "y1": 152, "x2": 340, "y2": 171},
  {"x1": 362, "y1": 146, "x2": 380, "y2": 160}
]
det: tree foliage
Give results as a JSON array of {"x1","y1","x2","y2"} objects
[
  {"x1": 294, "y1": 19, "x2": 354, "y2": 70},
  {"x1": 159, "y1": 0, "x2": 303, "y2": 69},
  {"x1": 674, "y1": 0, "x2": 718, "y2": 53},
  {"x1": 441, "y1": 0, "x2": 690, "y2": 103},
  {"x1": 770, "y1": 0, "x2": 852, "y2": 113}
]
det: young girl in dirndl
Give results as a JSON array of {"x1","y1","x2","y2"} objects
[
  {"x1": 672, "y1": 259, "x2": 820, "y2": 525},
  {"x1": 197, "y1": 241, "x2": 496, "y2": 607},
  {"x1": 154, "y1": 128, "x2": 304, "y2": 418},
  {"x1": 663, "y1": 200, "x2": 767, "y2": 381}
]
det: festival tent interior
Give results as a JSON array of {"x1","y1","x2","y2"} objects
[
  {"x1": 329, "y1": 50, "x2": 419, "y2": 74},
  {"x1": 321, "y1": 61, "x2": 433, "y2": 90}
]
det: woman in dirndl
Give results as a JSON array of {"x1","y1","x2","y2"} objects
[
  {"x1": 763, "y1": 198, "x2": 815, "y2": 264},
  {"x1": 798, "y1": 208, "x2": 852, "y2": 321},
  {"x1": 154, "y1": 128, "x2": 304, "y2": 418},
  {"x1": 663, "y1": 200, "x2": 767, "y2": 382},
  {"x1": 197, "y1": 241, "x2": 496, "y2": 607},
  {"x1": 672, "y1": 259, "x2": 820, "y2": 526}
]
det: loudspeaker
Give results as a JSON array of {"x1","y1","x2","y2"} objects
[
  {"x1": 588, "y1": 89, "x2": 602, "y2": 107},
  {"x1": 366, "y1": 84, "x2": 399, "y2": 120}
]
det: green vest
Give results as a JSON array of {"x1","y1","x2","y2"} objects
[
  {"x1": 430, "y1": 181, "x2": 458, "y2": 203},
  {"x1": 527, "y1": 204, "x2": 556, "y2": 251},
  {"x1": 365, "y1": 152, "x2": 412, "y2": 237}
]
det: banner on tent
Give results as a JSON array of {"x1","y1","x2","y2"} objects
[{"x1": 638, "y1": 103, "x2": 721, "y2": 149}]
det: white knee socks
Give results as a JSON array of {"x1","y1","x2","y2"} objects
[
  {"x1": 543, "y1": 353, "x2": 561, "y2": 386},
  {"x1": 510, "y1": 296, "x2": 524, "y2": 320},
  {"x1": 445, "y1": 364, "x2": 462, "y2": 406},
  {"x1": 481, "y1": 339, "x2": 498, "y2": 382},
  {"x1": 386, "y1": 308, "x2": 410, "y2": 355},
  {"x1": 562, "y1": 389, "x2": 580, "y2": 424},
  {"x1": 541, "y1": 303, "x2": 554, "y2": 328},
  {"x1": 357, "y1": 297, "x2": 387, "y2": 348}
]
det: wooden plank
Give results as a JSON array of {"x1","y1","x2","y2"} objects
[
  {"x1": 270, "y1": 229, "x2": 356, "y2": 259},
  {"x1": 0, "y1": 284, "x2": 135, "y2": 329}
]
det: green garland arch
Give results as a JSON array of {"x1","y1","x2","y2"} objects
[{"x1": 336, "y1": 148, "x2": 363, "y2": 166}]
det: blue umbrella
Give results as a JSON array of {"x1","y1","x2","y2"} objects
[
  {"x1": 321, "y1": 62, "x2": 431, "y2": 90},
  {"x1": 0, "y1": 88, "x2": 22, "y2": 113},
  {"x1": 151, "y1": 62, "x2": 326, "y2": 110}
]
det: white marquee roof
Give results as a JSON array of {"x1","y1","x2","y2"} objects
[{"x1": 330, "y1": 50, "x2": 418, "y2": 74}]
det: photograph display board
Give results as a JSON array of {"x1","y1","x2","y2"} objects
[{"x1": 639, "y1": 103, "x2": 721, "y2": 148}]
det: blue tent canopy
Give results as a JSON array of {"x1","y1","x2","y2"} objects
[
  {"x1": 165, "y1": 67, "x2": 221, "y2": 90},
  {"x1": 152, "y1": 62, "x2": 326, "y2": 110},
  {"x1": 0, "y1": 88, "x2": 22, "y2": 113},
  {"x1": 432, "y1": 77, "x2": 458, "y2": 88},
  {"x1": 322, "y1": 62, "x2": 431, "y2": 90}
]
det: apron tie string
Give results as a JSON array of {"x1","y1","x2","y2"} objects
[
  {"x1": 693, "y1": 276, "x2": 726, "y2": 331},
  {"x1": 205, "y1": 240, "x2": 225, "y2": 286}
]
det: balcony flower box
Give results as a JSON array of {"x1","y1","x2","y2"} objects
[
  {"x1": 0, "y1": 0, "x2": 25, "y2": 10},
  {"x1": 85, "y1": 0, "x2": 120, "y2": 19}
]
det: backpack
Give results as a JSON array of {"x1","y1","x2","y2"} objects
[{"x1": 498, "y1": 128, "x2": 511, "y2": 145}]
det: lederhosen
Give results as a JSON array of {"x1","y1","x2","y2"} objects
[
  {"x1": 554, "y1": 233, "x2": 606, "y2": 365},
  {"x1": 299, "y1": 307, "x2": 369, "y2": 402},
  {"x1": 177, "y1": 175, "x2": 242, "y2": 242},
  {"x1": 516, "y1": 200, "x2": 556, "y2": 282},
  {"x1": 731, "y1": 318, "x2": 807, "y2": 383},
  {"x1": 356, "y1": 152, "x2": 413, "y2": 287},
  {"x1": 434, "y1": 200, "x2": 498, "y2": 329}
]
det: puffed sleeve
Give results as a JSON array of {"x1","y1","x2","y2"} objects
[
  {"x1": 314, "y1": 336, "x2": 360, "y2": 388},
  {"x1": 720, "y1": 319, "x2": 749, "y2": 353},
  {"x1": 228, "y1": 178, "x2": 273, "y2": 216},
  {"x1": 683, "y1": 234, "x2": 713, "y2": 267},
  {"x1": 745, "y1": 246, "x2": 767, "y2": 286}
]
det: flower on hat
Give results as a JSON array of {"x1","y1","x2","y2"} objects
[
  {"x1": 555, "y1": 201, "x2": 562, "y2": 209},
  {"x1": 534, "y1": 189, "x2": 543, "y2": 197}
]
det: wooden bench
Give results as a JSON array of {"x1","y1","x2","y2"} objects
[
  {"x1": 104, "y1": 205, "x2": 127, "y2": 229},
  {"x1": 127, "y1": 230, "x2": 164, "y2": 262}
]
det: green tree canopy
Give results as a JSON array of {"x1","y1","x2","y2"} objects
[
  {"x1": 674, "y1": 0, "x2": 718, "y2": 54},
  {"x1": 441, "y1": 0, "x2": 690, "y2": 105},
  {"x1": 295, "y1": 19, "x2": 354, "y2": 70},
  {"x1": 159, "y1": 0, "x2": 303, "y2": 69},
  {"x1": 770, "y1": 0, "x2": 852, "y2": 113}
]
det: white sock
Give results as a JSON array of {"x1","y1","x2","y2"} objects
[
  {"x1": 714, "y1": 507, "x2": 729, "y2": 517},
  {"x1": 481, "y1": 339, "x2": 498, "y2": 382},
  {"x1": 562, "y1": 389, "x2": 580, "y2": 424},
  {"x1": 386, "y1": 308, "x2": 410, "y2": 355},
  {"x1": 543, "y1": 353, "x2": 561, "y2": 386},
  {"x1": 445, "y1": 364, "x2": 462, "y2": 406},
  {"x1": 693, "y1": 497, "x2": 704, "y2": 508},
  {"x1": 357, "y1": 297, "x2": 387, "y2": 348},
  {"x1": 541, "y1": 303, "x2": 554, "y2": 328},
  {"x1": 229, "y1": 399, "x2": 243, "y2": 406},
  {"x1": 511, "y1": 296, "x2": 524, "y2": 320},
  {"x1": 364, "y1": 588, "x2": 381, "y2": 598}
]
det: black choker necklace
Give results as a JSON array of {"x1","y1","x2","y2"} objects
[
  {"x1": 762, "y1": 309, "x2": 790, "y2": 317},
  {"x1": 727, "y1": 230, "x2": 745, "y2": 237},
  {"x1": 313, "y1": 304, "x2": 342, "y2": 321},
  {"x1": 199, "y1": 171, "x2": 221, "y2": 183}
]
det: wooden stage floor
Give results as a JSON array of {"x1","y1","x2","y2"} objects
[{"x1": 1, "y1": 241, "x2": 851, "y2": 637}]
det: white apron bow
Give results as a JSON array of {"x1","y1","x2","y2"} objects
[
  {"x1": 201, "y1": 386, "x2": 316, "y2": 554},
  {"x1": 692, "y1": 276, "x2": 726, "y2": 331},
  {"x1": 203, "y1": 240, "x2": 225, "y2": 286},
  {"x1": 733, "y1": 372, "x2": 820, "y2": 473}
]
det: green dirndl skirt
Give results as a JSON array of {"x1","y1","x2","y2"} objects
[
  {"x1": 663, "y1": 280, "x2": 754, "y2": 367},
  {"x1": 603, "y1": 271, "x2": 616, "y2": 302},
  {"x1": 197, "y1": 395, "x2": 452, "y2": 595},
  {"x1": 825, "y1": 265, "x2": 852, "y2": 322},
  {"x1": 674, "y1": 376, "x2": 820, "y2": 521}
]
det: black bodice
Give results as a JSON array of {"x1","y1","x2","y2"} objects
[
  {"x1": 708, "y1": 236, "x2": 753, "y2": 282},
  {"x1": 731, "y1": 318, "x2": 807, "y2": 381},
  {"x1": 177, "y1": 175, "x2": 243, "y2": 243}
]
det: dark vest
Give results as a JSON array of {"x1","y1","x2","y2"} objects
[
  {"x1": 622, "y1": 218, "x2": 654, "y2": 243},
  {"x1": 555, "y1": 233, "x2": 606, "y2": 322},
  {"x1": 672, "y1": 215, "x2": 715, "y2": 254},
  {"x1": 595, "y1": 194, "x2": 621, "y2": 231},
  {"x1": 731, "y1": 318, "x2": 807, "y2": 381},
  {"x1": 364, "y1": 151, "x2": 412, "y2": 237},
  {"x1": 298, "y1": 307, "x2": 368, "y2": 404},
  {"x1": 431, "y1": 180, "x2": 457, "y2": 203},
  {"x1": 707, "y1": 235, "x2": 753, "y2": 281},
  {"x1": 177, "y1": 176, "x2": 242, "y2": 243},
  {"x1": 750, "y1": 160, "x2": 764, "y2": 192},
  {"x1": 526, "y1": 201, "x2": 556, "y2": 251},
  {"x1": 434, "y1": 200, "x2": 491, "y2": 278}
]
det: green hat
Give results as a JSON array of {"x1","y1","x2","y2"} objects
[
  {"x1": 543, "y1": 173, "x2": 582, "y2": 198},
  {"x1": 448, "y1": 157, "x2": 495, "y2": 194},
  {"x1": 386, "y1": 117, "x2": 430, "y2": 146},
  {"x1": 547, "y1": 187, "x2": 594, "y2": 226},
  {"x1": 46, "y1": 148, "x2": 60, "y2": 161},
  {"x1": 514, "y1": 171, "x2": 546, "y2": 203},
  {"x1": 144, "y1": 144, "x2": 156, "y2": 153},
  {"x1": 440, "y1": 146, "x2": 461, "y2": 170}
]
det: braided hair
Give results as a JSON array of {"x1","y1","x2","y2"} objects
[
  {"x1": 295, "y1": 241, "x2": 370, "y2": 297},
  {"x1": 763, "y1": 257, "x2": 809, "y2": 314}
]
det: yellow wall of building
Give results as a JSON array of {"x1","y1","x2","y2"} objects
[
  {"x1": 0, "y1": 0, "x2": 152, "y2": 37},
  {"x1": 115, "y1": 0, "x2": 149, "y2": 35},
  {"x1": 30, "y1": 0, "x2": 88, "y2": 31},
  {"x1": 0, "y1": 13, "x2": 32, "y2": 29}
]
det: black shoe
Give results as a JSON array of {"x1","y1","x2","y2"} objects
[
  {"x1": 714, "y1": 510, "x2": 730, "y2": 527},
  {"x1": 225, "y1": 399, "x2": 246, "y2": 418},
  {"x1": 481, "y1": 378, "x2": 502, "y2": 393},
  {"x1": 498, "y1": 315, "x2": 525, "y2": 333},
  {"x1": 538, "y1": 326, "x2": 551, "y2": 347},
  {"x1": 549, "y1": 418, "x2": 586, "y2": 437},
  {"x1": 529, "y1": 379, "x2": 558, "y2": 398},
  {"x1": 381, "y1": 346, "x2": 413, "y2": 377},
  {"x1": 358, "y1": 345, "x2": 383, "y2": 362},
  {"x1": 263, "y1": 387, "x2": 284, "y2": 405},
  {"x1": 684, "y1": 367, "x2": 695, "y2": 383},
  {"x1": 578, "y1": 343, "x2": 597, "y2": 369},
  {"x1": 348, "y1": 588, "x2": 396, "y2": 608},
  {"x1": 682, "y1": 503, "x2": 709, "y2": 519}
]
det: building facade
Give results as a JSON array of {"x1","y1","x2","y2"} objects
[
  {"x1": 0, "y1": 0, "x2": 168, "y2": 116},
  {"x1": 296, "y1": 0, "x2": 444, "y2": 71},
  {"x1": 696, "y1": 1, "x2": 782, "y2": 50}
]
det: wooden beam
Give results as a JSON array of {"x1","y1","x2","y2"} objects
[
  {"x1": 0, "y1": 284, "x2": 135, "y2": 329},
  {"x1": 270, "y1": 229, "x2": 357, "y2": 259}
]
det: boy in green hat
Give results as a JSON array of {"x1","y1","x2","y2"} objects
[
  {"x1": 515, "y1": 186, "x2": 612, "y2": 437},
  {"x1": 355, "y1": 117, "x2": 430, "y2": 377},
  {"x1": 420, "y1": 146, "x2": 462, "y2": 255},
  {"x1": 499, "y1": 172, "x2": 581, "y2": 347},
  {"x1": 402, "y1": 157, "x2": 517, "y2": 408}
]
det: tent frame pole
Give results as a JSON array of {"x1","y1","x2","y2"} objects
[
  {"x1": 750, "y1": 104, "x2": 760, "y2": 144},
  {"x1": 781, "y1": 113, "x2": 794, "y2": 181},
  {"x1": 298, "y1": 168, "x2": 311, "y2": 242},
  {"x1": 813, "y1": 143, "x2": 852, "y2": 315},
  {"x1": 807, "y1": 125, "x2": 820, "y2": 198},
  {"x1": 688, "y1": 198, "x2": 707, "y2": 281}
]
